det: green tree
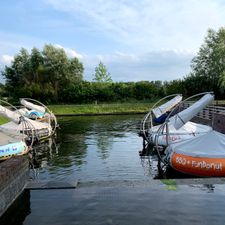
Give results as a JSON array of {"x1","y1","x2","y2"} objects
[
  {"x1": 187, "y1": 27, "x2": 225, "y2": 98},
  {"x1": 93, "y1": 61, "x2": 112, "y2": 83},
  {"x1": 2, "y1": 44, "x2": 84, "y2": 102},
  {"x1": 164, "y1": 79, "x2": 184, "y2": 96}
]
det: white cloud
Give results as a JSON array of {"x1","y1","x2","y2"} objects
[
  {"x1": 0, "y1": 54, "x2": 13, "y2": 65},
  {"x1": 54, "y1": 44, "x2": 83, "y2": 59},
  {"x1": 44, "y1": 0, "x2": 225, "y2": 52},
  {"x1": 2, "y1": 0, "x2": 225, "y2": 82},
  {"x1": 82, "y1": 50, "x2": 194, "y2": 82}
]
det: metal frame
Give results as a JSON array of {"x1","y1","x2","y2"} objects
[
  {"x1": 20, "y1": 98, "x2": 58, "y2": 136},
  {"x1": 140, "y1": 94, "x2": 182, "y2": 144},
  {"x1": 0, "y1": 99, "x2": 35, "y2": 147},
  {"x1": 155, "y1": 91, "x2": 214, "y2": 165}
]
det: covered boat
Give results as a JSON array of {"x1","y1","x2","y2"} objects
[
  {"x1": 149, "y1": 92, "x2": 214, "y2": 146},
  {"x1": 165, "y1": 130, "x2": 225, "y2": 177},
  {"x1": 150, "y1": 121, "x2": 212, "y2": 146},
  {"x1": 152, "y1": 94, "x2": 183, "y2": 121},
  {"x1": 140, "y1": 94, "x2": 183, "y2": 142},
  {"x1": 0, "y1": 100, "x2": 53, "y2": 141},
  {"x1": 0, "y1": 129, "x2": 29, "y2": 161},
  {"x1": 19, "y1": 98, "x2": 57, "y2": 132}
]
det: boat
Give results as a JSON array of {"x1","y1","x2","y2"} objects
[
  {"x1": 19, "y1": 98, "x2": 58, "y2": 132},
  {"x1": 0, "y1": 124, "x2": 30, "y2": 161},
  {"x1": 140, "y1": 94, "x2": 183, "y2": 143},
  {"x1": 148, "y1": 92, "x2": 214, "y2": 146},
  {"x1": 165, "y1": 130, "x2": 225, "y2": 177},
  {"x1": 0, "y1": 100, "x2": 53, "y2": 141}
]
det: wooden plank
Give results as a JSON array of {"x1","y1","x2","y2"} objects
[{"x1": 25, "y1": 180, "x2": 78, "y2": 190}]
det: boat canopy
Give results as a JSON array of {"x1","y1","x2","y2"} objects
[
  {"x1": 0, "y1": 105, "x2": 21, "y2": 124},
  {"x1": 169, "y1": 93, "x2": 214, "y2": 130},
  {"x1": 166, "y1": 130, "x2": 225, "y2": 158},
  {"x1": 20, "y1": 99, "x2": 46, "y2": 113},
  {"x1": 152, "y1": 95, "x2": 182, "y2": 118},
  {"x1": 0, "y1": 119, "x2": 50, "y2": 131}
]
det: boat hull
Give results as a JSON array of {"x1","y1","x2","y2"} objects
[
  {"x1": 170, "y1": 152, "x2": 225, "y2": 177},
  {"x1": 0, "y1": 141, "x2": 29, "y2": 161}
]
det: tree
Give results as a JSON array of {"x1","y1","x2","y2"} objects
[
  {"x1": 187, "y1": 28, "x2": 225, "y2": 98},
  {"x1": 164, "y1": 79, "x2": 185, "y2": 96},
  {"x1": 93, "y1": 61, "x2": 112, "y2": 83},
  {"x1": 2, "y1": 44, "x2": 84, "y2": 102}
]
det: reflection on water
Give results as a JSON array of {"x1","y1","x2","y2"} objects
[
  {"x1": 29, "y1": 115, "x2": 155, "y2": 182},
  {"x1": 3, "y1": 115, "x2": 225, "y2": 225},
  {"x1": 28, "y1": 115, "x2": 198, "y2": 182}
]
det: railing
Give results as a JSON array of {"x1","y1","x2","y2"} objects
[{"x1": 182, "y1": 103, "x2": 225, "y2": 120}]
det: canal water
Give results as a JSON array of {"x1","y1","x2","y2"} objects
[
  {"x1": 2, "y1": 115, "x2": 225, "y2": 225},
  {"x1": 30, "y1": 114, "x2": 160, "y2": 182}
]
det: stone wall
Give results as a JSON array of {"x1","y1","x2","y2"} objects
[{"x1": 0, "y1": 156, "x2": 29, "y2": 217}]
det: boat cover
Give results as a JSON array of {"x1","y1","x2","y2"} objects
[
  {"x1": 169, "y1": 93, "x2": 214, "y2": 130},
  {"x1": 20, "y1": 99, "x2": 46, "y2": 113},
  {"x1": 151, "y1": 121, "x2": 212, "y2": 135},
  {"x1": 166, "y1": 130, "x2": 225, "y2": 158},
  {"x1": 150, "y1": 121, "x2": 212, "y2": 145},
  {"x1": 152, "y1": 95, "x2": 182, "y2": 118},
  {"x1": 0, "y1": 119, "x2": 51, "y2": 132},
  {"x1": 0, "y1": 130, "x2": 25, "y2": 145},
  {"x1": 0, "y1": 105, "x2": 21, "y2": 124},
  {"x1": 18, "y1": 108, "x2": 29, "y2": 115}
]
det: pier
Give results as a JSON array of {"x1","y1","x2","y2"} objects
[{"x1": 0, "y1": 156, "x2": 29, "y2": 217}]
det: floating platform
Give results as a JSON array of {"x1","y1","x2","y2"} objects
[{"x1": 25, "y1": 180, "x2": 78, "y2": 190}]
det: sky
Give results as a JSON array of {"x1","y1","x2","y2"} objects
[{"x1": 0, "y1": 0, "x2": 225, "y2": 83}]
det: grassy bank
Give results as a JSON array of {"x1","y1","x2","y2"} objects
[
  {"x1": 0, "y1": 116, "x2": 10, "y2": 125},
  {"x1": 0, "y1": 102, "x2": 153, "y2": 125},
  {"x1": 48, "y1": 102, "x2": 153, "y2": 115}
]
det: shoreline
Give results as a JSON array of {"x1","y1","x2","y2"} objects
[{"x1": 55, "y1": 111, "x2": 147, "y2": 117}]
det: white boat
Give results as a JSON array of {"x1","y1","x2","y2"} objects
[
  {"x1": 152, "y1": 94, "x2": 183, "y2": 119},
  {"x1": 0, "y1": 100, "x2": 53, "y2": 141},
  {"x1": 165, "y1": 130, "x2": 225, "y2": 177},
  {"x1": 140, "y1": 94, "x2": 183, "y2": 142},
  {"x1": 19, "y1": 98, "x2": 58, "y2": 133},
  {"x1": 148, "y1": 92, "x2": 214, "y2": 146},
  {"x1": 0, "y1": 127, "x2": 29, "y2": 161},
  {"x1": 150, "y1": 121, "x2": 212, "y2": 146}
]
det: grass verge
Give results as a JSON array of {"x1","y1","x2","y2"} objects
[
  {"x1": 0, "y1": 116, "x2": 10, "y2": 125},
  {"x1": 48, "y1": 102, "x2": 153, "y2": 115}
]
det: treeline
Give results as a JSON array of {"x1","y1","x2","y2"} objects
[
  {"x1": 60, "y1": 81, "x2": 165, "y2": 103},
  {"x1": 1, "y1": 27, "x2": 225, "y2": 103}
]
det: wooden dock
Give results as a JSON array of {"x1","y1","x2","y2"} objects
[{"x1": 25, "y1": 180, "x2": 78, "y2": 190}]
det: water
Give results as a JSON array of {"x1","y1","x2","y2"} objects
[
  {"x1": 30, "y1": 115, "x2": 159, "y2": 182},
  {"x1": 2, "y1": 115, "x2": 225, "y2": 225}
]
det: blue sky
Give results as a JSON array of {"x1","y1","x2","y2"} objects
[{"x1": 1, "y1": 0, "x2": 225, "y2": 82}]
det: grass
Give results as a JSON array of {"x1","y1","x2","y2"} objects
[
  {"x1": 0, "y1": 115, "x2": 10, "y2": 125},
  {"x1": 48, "y1": 102, "x2": 154, "y2": 115},
  {"x1": 0, "y1": 102, "x2": 153, "y2": 124}
]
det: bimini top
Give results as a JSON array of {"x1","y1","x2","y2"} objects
[
  {"x1": 169, "y1": 93, "x2": 214, "y2": 130},
  {"x1": 20, "y1": 99, "x2": 46, "y2": 113},
  {"x1": 152, "y1": 95, "x2": 182, "y2": 118},
  {"x1": 166, "y1": 130, "x2": 225, "y2": 158}
]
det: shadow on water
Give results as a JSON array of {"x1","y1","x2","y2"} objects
[
  {"x1": 139, "y1": 144, "x2": 199, "y2": 179},
  {"x1": 0, "y1": 191, "x2": 30, "y2": 225}
]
